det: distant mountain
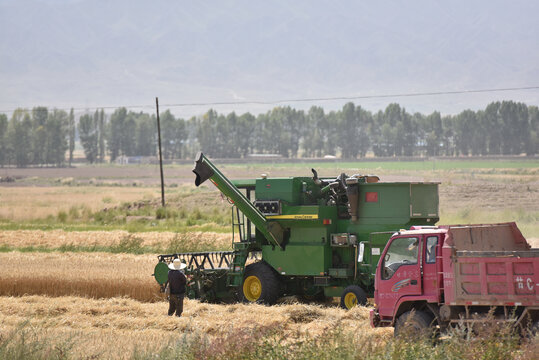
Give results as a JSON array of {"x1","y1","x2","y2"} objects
[{"x1": 1, "y1": 0, "x2": 538, "y2": 116}]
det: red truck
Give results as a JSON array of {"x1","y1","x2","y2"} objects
[{"x1": 370, "y1": 222, "x2": 539, "y2": 336}]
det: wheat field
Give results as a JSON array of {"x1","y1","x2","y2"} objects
[
  {"x1": 0, "y1": 252, "x2": 161, "y2": 301},
  {"x1": 0, "y1": 250, "x2": 394, "y2": 359},
  {"x1": 0, "y1": 229, "x2": 232, "y2": 250},
  {"x1": 0, "y1": 295, "x2": 392, "y2": 359},
  {"x1": 0, "y1": 229, "x2": 537, "y2": 303}
]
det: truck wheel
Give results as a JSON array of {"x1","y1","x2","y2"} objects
[
  {"x1": 394, "y1": 310, "x2": 435, "y2": 339},
  {"x1": 340, "y1": 285, "x2": 367, "y2": 309},
  {"x1": 530, "y1": 319, "x2": 539, "y2": 337},
  {"x1": 241, "y1": 262, "x2": 280, "y2": 305}
]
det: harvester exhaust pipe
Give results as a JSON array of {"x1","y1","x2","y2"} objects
[
  {"x1": 193, "y1": 152, "x2": 215, "y2": 186},
  {"x1": 345, "y1": 178, "x2": 359, "y2": 221}
]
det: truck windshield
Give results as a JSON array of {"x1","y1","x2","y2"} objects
[{"x1": 382, "y1": 237, "x2": 419, "y2": 280}]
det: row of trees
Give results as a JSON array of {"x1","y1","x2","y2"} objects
[
  {"x1": 0, "y1": 100, "x2": 537, "y2": 166},
  {"x1": 0, "y1": 107, "x2": 189, "y2": 166},
  {"x1": 0, "y1": 107, "x2": 74, "y2": 167},
  {"x1": 192, "y1": 100, "x2": 538, "y2": 158}
]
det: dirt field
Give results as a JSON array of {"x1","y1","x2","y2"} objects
[
  {"x1": 2, "y1": 160, "x2": 538, "y2": 222},
  {"x1": 1, "y1": 181, "x2": 537, "y2": 219},
  {"x1": 2, "y1": 158, "x2": 538, "y2": 186},
  {"x1": 0, "y1": 186, "x2": 161, "y2": 220},
  {"x1": 1, "y1": 176, "x2": 537, "y2": 240}
]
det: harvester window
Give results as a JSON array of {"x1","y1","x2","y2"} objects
[
  {"x1": 426, "y1": 236, "x2": 437, "y2": 264},
  {"x1": 382, "y1": 237, "x2": 419, "y2": 280}
]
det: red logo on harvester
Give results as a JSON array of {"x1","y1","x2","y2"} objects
[{"x1": 366, "y1": 192, "x2": 378, "y2": 202}]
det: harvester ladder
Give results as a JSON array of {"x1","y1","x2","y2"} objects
[
  {"x1": 226, "y1": 241, "x2": 250, "y2": 287},
  {"x1": 231, "y1": 205, "x2": 247, "y2": 243},
  {"x1": 227, "y1": 204, "x2": 258, "y2": 287}
]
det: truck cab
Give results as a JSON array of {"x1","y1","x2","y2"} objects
[
  {"x1": 373, "y1": 228, "x2": 445, "y2": 327},
  {"x1": 371, "y1": 223, "x2": 539, "y2": 337}
]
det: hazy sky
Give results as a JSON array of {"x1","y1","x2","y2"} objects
[{"x1": 1, "y1": 0, "x2": 538, "y2": 117}]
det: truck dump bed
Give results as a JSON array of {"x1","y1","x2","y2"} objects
[{"x1": 442, "y1": 223, "x2": 539, "y2": 306}]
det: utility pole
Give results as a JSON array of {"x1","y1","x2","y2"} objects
[{"x1": 156, "y1": 97, "x2": 165, "y2": 207}]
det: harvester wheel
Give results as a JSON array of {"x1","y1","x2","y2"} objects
[
  {"x1": 241, "y1": 262, "x2": 281, "y2": 305},
  {"x1": 394, "y1": 310, "x2": 435, "y2": 339},
  {"x1": 340, "y1": 285, "x2": 367, "y2": 309}
]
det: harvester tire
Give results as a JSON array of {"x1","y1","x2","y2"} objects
[
  {"x1": 340, "y1": 285, "x2": 367, "y2": 309},
  {"x1": 394, "y1": 310, "x2": 435, "y2": 339},
  {"x1": 241, "y1": 261, "x2": 281, "y2": 305}
]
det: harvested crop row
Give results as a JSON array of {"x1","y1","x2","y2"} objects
[
  {"x1": 0, "y1": 229, "x2": 231, "y2": 250},
  {"x1": 0, "y1": 252, "x2": 161, "y2": 302},
  {"x1": 0, "y1": 295, "x2": 390, "y2": 359}
]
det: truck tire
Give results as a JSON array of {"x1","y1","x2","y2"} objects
[
  {"x1": 394, "y1": 310, "x2": 435, "y2": 339},
  {"x1": 340, "y1": 285, "x2": 367, "y2": 309},
  {"x1": 530, "y1": 319, "x2": 539, "y2": 337},
  {"x1": 241, "y1": 262, "x2": 281, "y2": 305}
]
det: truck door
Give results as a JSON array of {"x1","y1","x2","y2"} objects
[
  {"x1": 377, "y1": 235, "x2": 423, "y2": 318},
  {"x1": 422, "y1": 235, "x2": 440, "y2": 298}
]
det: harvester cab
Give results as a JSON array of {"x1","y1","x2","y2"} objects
[{"x1": 154, "y1": 153, "x2": 439, "y2": 308}]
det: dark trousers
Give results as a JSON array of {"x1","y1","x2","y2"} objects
[{"x1": 168, "y1": 294, "x2": 184, "y2": 317}]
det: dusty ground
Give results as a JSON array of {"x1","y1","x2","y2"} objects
[
  {"x1": 2, "y1": 159, "x2": 537, "y2": 186},
  {"x1": 0, "y1": 186, "x2": 161, "y2": 220},
  {"x1": 440, "y1": 182, "x2": 539, "y2": 212},
  {"x1": 1, "y1": 181, "x2": 536, "y2": 219}
]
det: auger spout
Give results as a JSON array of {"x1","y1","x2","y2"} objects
[{"x1": 193, "y1": 152, "x2": 284, "y2": 248}]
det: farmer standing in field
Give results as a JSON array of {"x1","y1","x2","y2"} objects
[{"x1": 166, "y1": 258, "x2": 187, "y2": 317}]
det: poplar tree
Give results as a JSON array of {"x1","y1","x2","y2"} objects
[
  {"x1": 68, "y1": 108, "x2": 75, "y2": 166},
  {"x1": 98, "y1": 109, "x2": 105, "y2": 162},
  {"x1": 79, "y1": 114, "x2": 98, "y2": 163},
  {"x1": 46, "y1": 109, "x2": 68, "y2": 166},
  {"x1": 32, "y1": 107, "x2": 48, "y2": 165},
  {"x1": 10, "y1": 110, "x2": 33, "y2": 167},
  {"x1": 107, "y1": 107, "x2": 126, "y2": 161}
]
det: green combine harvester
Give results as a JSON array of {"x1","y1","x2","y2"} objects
[{"x1": 153, "y1": 153, "x2": 439, "y2": 308}]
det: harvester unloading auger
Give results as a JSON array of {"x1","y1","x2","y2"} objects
[{"x1": 153, "y1": 153, "x2": 439, "y2": 308}]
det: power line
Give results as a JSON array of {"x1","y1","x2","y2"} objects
[
  {"x1": 1, "y1": 85, "x2": 538, "y2": 114},
  {"x1": 162, "y1": 85, "x2": 539, "y2": 107}
]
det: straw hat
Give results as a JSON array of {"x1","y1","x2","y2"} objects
[{"x1": 168, "y1": 258, "x2": 187, "y2": 270}]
